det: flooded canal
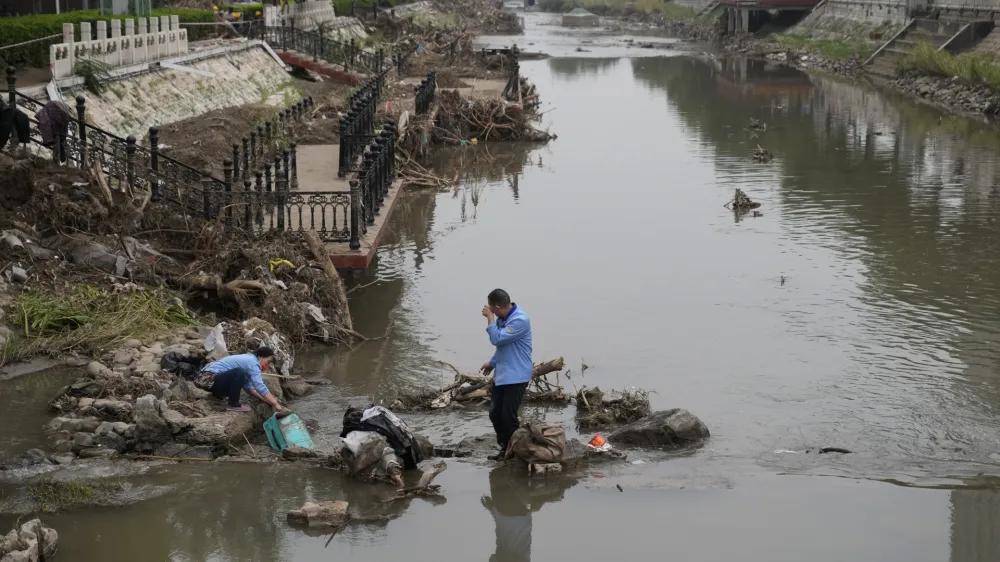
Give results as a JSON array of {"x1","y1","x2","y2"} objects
[{"x1": 8, "y1": 12, "x2": 1000, "y2": 561}]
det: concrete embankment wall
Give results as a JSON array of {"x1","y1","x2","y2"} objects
[
  {"x1": 790, "y1": 0, "x2": 907, "y2": 40},
  {"x1": 72, "y1": 46, "x2": 294, "y2": 139},
  {"x1": 795, "y1": 0, "x2": 1000, "y2": 36}
]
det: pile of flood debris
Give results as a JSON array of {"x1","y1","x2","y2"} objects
[
  {"x1": 576, "y1": 386, "x2": 652, "y2": 429},
  {"x1": 0, "y1": 154, "x2": 356, "y2": 367},
  {"x1": 433, "y1": 85, "x2": 552, "y2": 143},
  {"x1": 724, "y1": 188, "x2": 761, "y2": 212},
  {"x1": 394, "y1": 357, "x2": 569, "y2": 410},
  {"x1": 38, "y1": 319, "x2": 327, "y2": 464}
]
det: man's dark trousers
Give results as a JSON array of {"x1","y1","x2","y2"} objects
[
  {"x1": 490, "y1": 382, "x2": 529, "y2": 453},
  {"x1": 210, "y1": 368, "x2": 249, "y2": 407}
]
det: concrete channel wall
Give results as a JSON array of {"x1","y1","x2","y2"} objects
[{"x1": 75, "y1": 45, "x2": 294, "y2": 139}]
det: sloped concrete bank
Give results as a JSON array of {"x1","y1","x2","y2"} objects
[{"x1": 72, "y1": 46, "x2": 297, "y2": 139}]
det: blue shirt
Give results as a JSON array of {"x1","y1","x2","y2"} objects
[
  {"x1": 203, "y1": 353, "x2": 270, "y2": 396},
  {"x1": 487, "y1": 304, "x2": 533, "y2": 386}
]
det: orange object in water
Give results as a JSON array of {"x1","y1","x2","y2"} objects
[{"x1": 589, "y1": 434, "x2": 606, "y2": 448}]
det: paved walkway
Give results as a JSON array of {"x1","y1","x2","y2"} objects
[{"x1": 293, "y1": 143, "x2": 401, "y2": 268}]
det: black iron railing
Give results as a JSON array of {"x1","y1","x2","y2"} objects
[
  {"x1": 415, "y1": 71, "x2": 436, "y2": 115},
  {"x1": 246, "y1": 22, "x2": 385, "y2": 75},
  {"x1": 4, "y1": 63, "x2": 401, "y2": 250},
  {"x1": 338, "y1": 68, "x2": 388, "y2": 177}
]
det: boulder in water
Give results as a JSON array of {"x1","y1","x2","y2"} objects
[{"x1": 608, "y1": 409, "x2": 709, "y2": 449}]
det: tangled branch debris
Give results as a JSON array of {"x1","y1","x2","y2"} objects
[
  {"x1": 434, "y1": 89, "x2": 553, "y2": 144},
  {"x1": 576, "y1": 386, "x2": 652, "y2": 429},
  {"x1": 724, "y1": 188, "x2": 761, "y2": 212},
  {"x1": 746, "y1": 118, "x2": 767, "y2": 133},
  {"x1": 752, "y1": 145, "x2": 774, "y2": 163},
  {"x1": 396, "y1": 357, "x2": 567, "y2": 410}
]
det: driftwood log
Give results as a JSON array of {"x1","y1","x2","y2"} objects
[
  {"x1": 304, "y1": 230, "x2": 353, "y2": 332},
  {"x1": 389, "y1": 460, "x2": 448, "y2": 500},
  {"x1": 429, "y1": 357, "x2": 566, "y2": 409},
  {"x1": 166, "y1": 273, "x2": 267, "y2": 301}
]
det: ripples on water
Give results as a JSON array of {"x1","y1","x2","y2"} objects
[
  {"x1": 10, "y1": 16, "x2": 1000, "y2": 562},
  {"x1": 303, "y1": 52, "x2": 1000, "y2": 483}
]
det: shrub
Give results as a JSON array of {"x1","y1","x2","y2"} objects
[
  {"x1": 898, "y1": 41, "x2": 1000, "y2": 92},
  {"x1": 216, "y1": 3, "x2": 264, "y2": 18},
  {"x1": 0, "y1": 8, "x2": 216, "y2": 68}
]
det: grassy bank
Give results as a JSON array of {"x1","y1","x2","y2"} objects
[
  {"x1": 773, "y1": 33, "x2": 872, "y2": 61},
  {"x1": 898, "y1": 42, "x2": 1000, "y2": 93},
  {"x1": 1, "y1": 286, "x2": 194, "y2": 366},
  {"x1": 0, "y1": 8, "x2": 216, "y2": 68},
  {"x1": 536, "y1": 0, "x2": 695, "y2": 20}
]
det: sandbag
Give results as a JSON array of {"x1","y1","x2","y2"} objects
[
  {"x1": 507, "y1": 423, "x2": 566, "y2": 464},
  {"x1": 340, "y1": 431, "x2": 389, "y2": 476}
]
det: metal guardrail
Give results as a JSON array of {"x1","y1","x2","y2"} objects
[
  {"x1": 5, "y1": 49, "x2": 403, "y2": 248},
  {"x1": 415, "y1": 71, "x2": 436, "y2": 115},
  {"x1": 243, "y1": 21, "x2": 386, "y2": 74}
]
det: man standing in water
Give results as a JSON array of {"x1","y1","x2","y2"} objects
[{"x1": 481, "y1": 289, "x2": 532, "y2": 461}]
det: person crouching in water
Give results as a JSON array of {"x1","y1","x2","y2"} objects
[{"x1": 195, "y1": 347, "x2": 291, "y2": 413}]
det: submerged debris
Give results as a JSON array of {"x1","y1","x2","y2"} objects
[
  {"x1": 576, "y1": 387, "x2": 652, "y2": 429},
  {"x1": 724, "y1": 188, "x2": 762, "y2": 212},
  {"x1": 746, "y1": 118, "x2": 767, "y2": 133},
  {"x1": 752, "y1": 145, "x2": 774, "y2": 163}
]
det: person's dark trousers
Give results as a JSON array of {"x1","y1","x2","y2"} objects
[
  {"x1": 210, "y1": 368, "x2": 249, "y2": 407},
  {"x1": 490, "y1": 382, "x2": 529, "y2": 452}
]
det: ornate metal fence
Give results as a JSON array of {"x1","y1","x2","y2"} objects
[
  {"x1": 247, "y1": 23, "x2": 385, "y2": 74},
  {"x1": 338, "y1": 68, "x2": 388, "y2": 177},
  {"x1": 4, "y1": 62, "x2": 400, "y2": 249},
  {"x1": 414, "y1": 71, "x2": 437, "y2": 115}
]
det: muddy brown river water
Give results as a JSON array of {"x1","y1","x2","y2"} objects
[{"x1": 5, "y1": 12, "x2": 1000, "y2": 561}]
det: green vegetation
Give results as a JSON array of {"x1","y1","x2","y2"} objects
[
  {"x1": 898, "y1": 42, "x2": 1000, "y2": 93},
  {"x1": 0, "y1": 8, "x2": 216, "y2": 68},
  {"x1": 28, "y1": 479, "x2": 125, "y2": 513},
  {"x1": 536, "y1": 0, "x2": 694, "y2": 19},
  {"x1": 216, "y1": 3, "x2": 264, "y2": 17},
  {"x1": 75, "y1": 57, "x2": 113, "y2": 95},
  {"x1": 773, "y1": 33, "x2": 872, "y2": 60},
  {"x1": 2, "y1": 285, "x2": 193, "y2": 366}
]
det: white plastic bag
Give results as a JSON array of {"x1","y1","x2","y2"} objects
[{"x1": 204, "y1": 322, "x2": 228, "y2": 359}]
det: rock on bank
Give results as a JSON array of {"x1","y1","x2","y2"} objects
[{"x1": 0, "y1": 519, "x2": 57, "y2": 562}]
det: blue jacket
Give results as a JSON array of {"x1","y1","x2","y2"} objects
[
  {"x1": 203, "y1": 353, "x2": 270, "y2": 397},
  {"x1": 487, "y1": 304, "x2": 533, "y2": 386}
]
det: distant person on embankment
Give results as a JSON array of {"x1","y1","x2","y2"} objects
[
  {"x1": 480, "y1": 288, "x2": 533, "y2": 461},
  {"x1": 0, "y1": 98, "x2": 30, "y2": 154},
  {"x1": 195, "y1": 347, "x2": 291, "y2": 413},
  {"x1": 35, "y1": 100, "x2": 73, "y2": 163}
]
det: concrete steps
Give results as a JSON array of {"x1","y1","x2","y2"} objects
[
  {"x1": 865, "y1": 19, "x2": 961, "y2": 79},
  {"x1": 694, "y1": 0, "x2": 719, "y2": 19}
]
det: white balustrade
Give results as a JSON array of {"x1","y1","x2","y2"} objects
[{"x1": 49, "y1": 16, "x2": 191, "y2": 80}]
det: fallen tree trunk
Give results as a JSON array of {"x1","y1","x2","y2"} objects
[
  {"x1": 304, "y1": 231, "x2": 353, "y2": 332},
  {"x1": 167, "y1": 273, "x2": 268, "y2": 301}
]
